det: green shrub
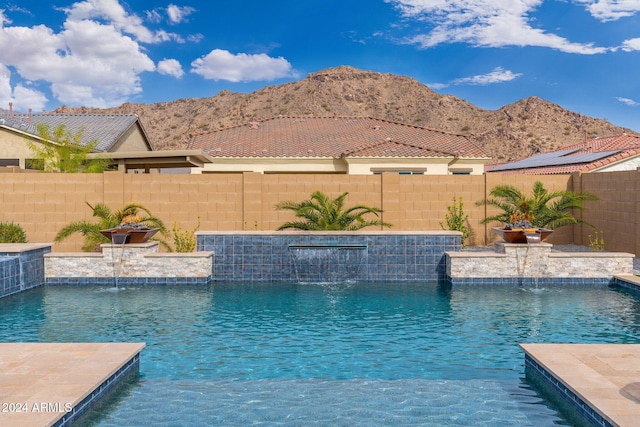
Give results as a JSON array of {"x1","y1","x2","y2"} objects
[
  {"x1": 439, "y1": 197, "x2": 472, "y2": 246},
  {"x1": 171, "y1": 219, "x2": 200, "y2": 253},
  {"x1": 0, "y1": 221, "x2": 28, "y2": 243},
  {"x1": 588, "y1": 229, "x2": 605, "y2": 252}
]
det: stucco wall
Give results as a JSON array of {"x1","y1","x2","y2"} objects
[
  {"x1": 0, "y1": 128, "x2": 36, "y2": 168},
  {"x1": 110, "y1": 123, "x2": 152, "y2": 152}
]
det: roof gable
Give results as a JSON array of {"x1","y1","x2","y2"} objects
[
  {"x1": 0, "y1": 113, "x2": 147, "y2": 152},
  {"x1": 189, "y1": 116, "x2": 489, "y2": 159}
]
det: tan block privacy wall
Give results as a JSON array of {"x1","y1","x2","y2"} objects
[{"x1": 0, "y1": 170, "x2": 637, "y2": 254}]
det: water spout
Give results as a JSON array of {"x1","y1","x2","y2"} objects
[
  {"x1": 525, "y1": 232, "x2": 541, "y2": 244},
  {"x1": 288, "y1": 244, "x2": 367, "y2": 284}
]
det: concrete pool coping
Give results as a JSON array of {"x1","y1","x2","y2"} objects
[
  {"x1": 0, "y1": 342, "x2": 144, "y2": 426},
  {"x1": 521, "y1": 343, "x2": 640, "y2": 427}
]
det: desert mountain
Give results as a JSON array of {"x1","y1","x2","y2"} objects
[{"x1": 53, "y1": 66, "x2": 633, "y2": 162}]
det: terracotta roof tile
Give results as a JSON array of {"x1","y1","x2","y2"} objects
[{"x1": 189, "y1": 116, "x2": 489, "y2": 159}]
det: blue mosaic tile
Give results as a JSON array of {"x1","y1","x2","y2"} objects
[
  {"x1": 0, "y1": 247, "x2": 51, "y2": 298},
  {"x1": 53, "y1": 352, "x2": 140, "y2": 427},
  {"x1": 610, "y1": 277, "x2": 640, "y2": 296},
  {"x1": 446, "y1": 276, "x2": 614, "y2": 286},
  {"x1": 524, "y1": 354, "x2": 613, "y2": 427},
  {"x1": 199, "y1": 233, "x2": 459, "y2": 282}
]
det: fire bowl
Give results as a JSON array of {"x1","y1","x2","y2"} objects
[
  {"x1": 100, "y1": 228, "x2": 159, "y2": 244},
  {"x1": 492, "y1": 227, "x2": 553, "y2": 244}
]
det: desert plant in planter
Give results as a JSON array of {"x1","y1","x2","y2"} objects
[
  {"x1": 476, "y1": 181, "x2": 598, "y2": 243},
  {"x1": 476, "y1": 181, "x2": 598, "y2": 230},
  {"x1": 54, "y1": 202, "x2": 171, "y2": 251}
]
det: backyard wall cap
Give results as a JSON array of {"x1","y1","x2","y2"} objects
[
  {"x1": 195, "y1": 230, "x2": 462, "y2": 236},
  {"x1": 0, "y1": 243, "x2": 52, "y2": 252},
  {"x1": 548, "y1": 252, "x2": 635, "y2": 258}
]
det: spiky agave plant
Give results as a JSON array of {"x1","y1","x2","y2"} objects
[
  {"x1": 275, "y1": 190, "x2": 392, "y2": 231},
  {"x1": 54, "y1": 202, "x2": 171, "y2": 251}
]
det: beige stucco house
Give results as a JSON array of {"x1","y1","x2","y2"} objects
[
  {"x1": 0, "y1": 111, "x2": 152, "y2": 169},
  {"x1": 189, "y1": 116, "x2": 491, "y2": 175},
  {"x1": 0, "y1": 109, "x2": 211, "y2": 173}
]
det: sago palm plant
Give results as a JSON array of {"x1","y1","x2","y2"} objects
[
  {"x1": 54, "y1": 202, "x2": 170, "y2": 251},
  {"x1": 476, "y1": 181, "x2": 597, "y2": 229},
  {"x1": 275, "y1": 190, "x2": 392, "y2": 231}
]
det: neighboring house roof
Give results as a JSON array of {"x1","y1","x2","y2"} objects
[
  {"x1": 0, "y1": 112, "x2": 152, "y2": 152},
  {"x1": 487, "y1": 133, "x2": 640, "y2": 174},
  {"x1": 189, "y1": 116, "x2": 489, "y2": 159}
]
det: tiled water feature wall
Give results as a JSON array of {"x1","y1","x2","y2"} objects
[
  {"x1": 196, "y1": 231, "x2": 462, "y2": 282},
  {"x1": 0, "y1": 244, "x2": 50, "y2": 298}
]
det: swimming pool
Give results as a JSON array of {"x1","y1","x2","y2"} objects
[{"x1": 2, "y1": 282, "x2": 639, "y2": 425}]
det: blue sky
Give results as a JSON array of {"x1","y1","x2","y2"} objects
[{"x1": 1, "y1": 0, "x2": 640, "y2": 131}]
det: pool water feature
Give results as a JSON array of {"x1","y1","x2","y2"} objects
[
  {"x1": 288, "y1": 244, "x2": 367, "y2": 284},
  {"x1": 2, "y1": 282, "x2": 639, "y2": 425}
]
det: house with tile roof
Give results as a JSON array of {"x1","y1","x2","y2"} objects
[
  {"x1": 0, "y1": 107, "x2": 212, "y2": 172},
  {"x1": 188, "y1": 116, "x2": 490, "y2": 175},
  {"x1": 487, "y1": 133, "x2": 640, "y2": 175}
]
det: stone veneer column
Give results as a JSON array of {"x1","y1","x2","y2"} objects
[{"x1": 494, "y1": 242, "x2": 553, "y2": 277}]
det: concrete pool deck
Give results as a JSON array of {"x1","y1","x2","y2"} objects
[
  {"x1": 521, "y1": 343, "x2": 640, "y2": 427},
  {"x1": 0, "y1": 342, "x2": 144, "y2": 427}
]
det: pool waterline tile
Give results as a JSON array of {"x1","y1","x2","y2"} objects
[{"x1": 521, "y1": 343, "x2": 640, "y2": 427}]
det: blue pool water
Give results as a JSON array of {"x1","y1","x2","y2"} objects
[{"x1": 1, "y1": 282, "x2": 639, "y2": 426}]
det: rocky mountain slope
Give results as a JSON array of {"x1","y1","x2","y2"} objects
[{"x1": 53, "y1": 66, "x2": 633, "y2": 162}]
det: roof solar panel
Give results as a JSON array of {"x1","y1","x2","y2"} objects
[
  {"x1": 491, "y1": 148, "x2": 579, "y2": 171},
  {"x1": 544, "y1": 151, "x2": 621, "y2": 166},
  {"x1": 491, "y1": 149, "x2": 620, "y2": 171}
]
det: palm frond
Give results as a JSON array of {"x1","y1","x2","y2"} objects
[
  {"x1": 476, "y1": 181, "x2": 598, "y2": 230},
  {"x1": 274, "y1": 190, "x2": 391, "y2": 231}
]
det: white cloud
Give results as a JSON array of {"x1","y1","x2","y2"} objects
[
  {"x1": 620, "y1": 37, "x2": 640, "y2": 51},
  {"x1": 144, "y1": 5, "x2": 196, "y2": 26},
  {"x1": 167, "y1": 5, "x2": 196, "y2": 24},
  {"x1": 157, "y1": 58, "x2": 184, "y2": 78},
  {"x1": 12, "y1": 84, "x2": 48, "y2": 111},
  {"x1": 616, "y1": 96, "x2": 639, "y2": 107},
  {"x1": 429, "y1": 67, "x2": 522, "y2": 89},
  {"x1": 0, "y1": 2, "x2": 167, "y2": 107},
  {"x1": 0, "y1": 64, "x2": 13, "y2": 107},
  {"x1": 573, "y1": 0, "x2": 640, "y2": 22},
  {"x1": 62, "y1": 0, "x2": 157, "y2": 43},
  {"x1": 191, "y1": 49, "x2": 296, "y2": 82},
  {"x1": 388, "y1": 0, "x2": 609, "y2": 54},
  {"x1": 452, "y1": 67, "x2": 522, "y2": 85},
  {"x1": 145, "y1": 9, "x2": 163, "y2": 23},
  {"x1": 427, "y1": 82, "x2": 447, "y2": 90},
  {"x1": 62, "y1": 0, "x2": 186, "y2": 44},
  {"x1": 0, "y1": 64, "x2": 48, "y2": 112}
]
